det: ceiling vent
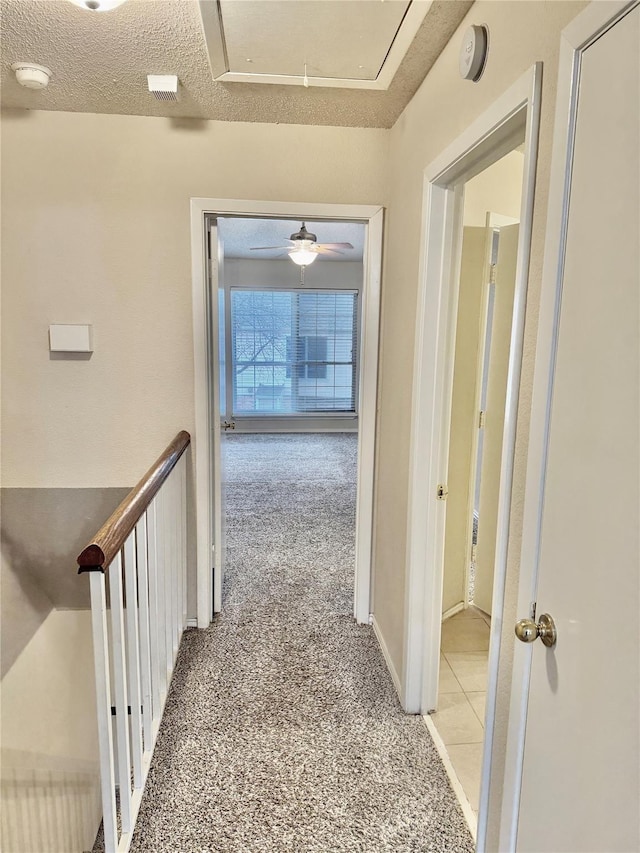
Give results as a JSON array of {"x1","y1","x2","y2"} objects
[{"x1": 147, "y1": 74, "x2": 179, "y2": 101}]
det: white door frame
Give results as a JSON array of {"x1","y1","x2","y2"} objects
[
  {"x1": 402, "y1": 63, "x2": 541, "y2": 844},
  {"x1": 191, "y1": 199, "x2": 384, "y2": 629},
  {"x1": 498, "y1": 2, "x2": 638, "y2": 849}
]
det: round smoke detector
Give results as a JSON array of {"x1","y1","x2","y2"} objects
[
  {"x1": 459, "y1": 25, "x2": 489, "y2": 82},
  {"x1": 11, "y1": 62, "x2": 52, "y2": 90}
]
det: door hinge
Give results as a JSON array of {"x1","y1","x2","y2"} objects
[
  {"x1": 478, "y1": 410, "x2": 486, "y2": 429},
  {"x1": 436, "y1": 484, "x2": 448, "y2": 501},
  {"x1": 489, "y1": 263, "x2": 497, "y2": 285}
]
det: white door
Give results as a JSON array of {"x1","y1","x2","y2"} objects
[
  {"x1": 208, "y1": 219, "x2": 226, "y2": 614},
  {"x1": 512, "y1": 4, "x2": 639, "y2": 850}
]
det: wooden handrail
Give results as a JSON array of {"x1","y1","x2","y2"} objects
[{"x1": 77, "y1": 430, "x2": 190, "y2": 573}]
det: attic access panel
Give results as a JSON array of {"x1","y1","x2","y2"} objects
[{"x1": 200, "y1": 0, "x2": 430, "y2": 90}]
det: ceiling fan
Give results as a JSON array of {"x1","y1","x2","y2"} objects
[{"x1": 250, "y1": 222, "x2": 354, "y2": 266}]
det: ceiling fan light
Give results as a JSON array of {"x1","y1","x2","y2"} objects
[
  {"x1": 289, "y1": 246, "x2": 318, "y2": 266},
  {"x1": 68, "y1": 0, "x2": 126, "y2": 11}
]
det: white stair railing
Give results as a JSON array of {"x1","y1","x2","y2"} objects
[{"x1": 77, "y1": 431, "x2": 190, "y2": 853}]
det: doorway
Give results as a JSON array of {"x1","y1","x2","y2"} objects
[
  {"x1": 214, "y1": 215, "x2": 365, "y2": 617},
  {"x1": 190, "y1": 200, "x2": 383, "y2": 630},
  {"x1": 430, "y1": 151, "x2": 524, "y2": 831},
  {"x1": 402, "y1": 65, "x2": 541, "y2": 848}
]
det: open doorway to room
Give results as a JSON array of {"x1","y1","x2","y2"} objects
[
  {"x1": 431, "y1": 150, "x2": 524, "y2": 823},
  {"x1": 214, "y1": 216, "x2": 365, "y2": 617},
  {"x1": 191, "y1": 200, "x2": 383, "y2": 631}
]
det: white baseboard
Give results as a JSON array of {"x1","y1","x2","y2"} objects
[
  {"x1": 186, "y1": 618, "x2": 198, "y2": 629},
  {"x1": 442, "y1": 602, "x2": 465, "y2": 622},
  {"x1": 422, "y1": 714, "x2": 477, "y2": 840},
  {"x1": 372, "y1": 616, "x2": 403, "y2": 703}
]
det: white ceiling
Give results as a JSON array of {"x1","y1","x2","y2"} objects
[
  {"x1": 0, "y1": 0, "x2": 473, "y2": 128},
  {"x1": 218, "y1": 217, "x2": 365, "y2": 261}
]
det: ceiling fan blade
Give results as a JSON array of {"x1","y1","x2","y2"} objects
[
  {"x1": 249, "y1": 245, "x2": 292, "y2": 251},
  {"x1": 317, "y1": 242, "x2": 354, "y2": 250},
  {"x1": 315, "y1": 247, "x2": 344, "y2": 255}
]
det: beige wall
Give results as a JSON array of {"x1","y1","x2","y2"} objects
[
  {"x1": 1, "y1": 610, "x2": 101, "y2": 851},
  {"x1": 463, "y1": 149, "x2": 525, "y2": 226},
  {"x1": 0, "y1": 111, "x2": 388, "y2": 490},
  {"x1": 1, "y1": 111, "x2": 387, "y2": 617},
  {"x1": 1, "y1": 486, "x2": 129, "y2": 674},
  {"x1": 1, "y1": 610, "x2": 98, "y2": 760},
  {"x1": 0, "y1": 548, "x2": 52, "y2": 678}
]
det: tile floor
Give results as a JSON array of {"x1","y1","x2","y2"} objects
[{"x1": 431, "y1": 607, "x2": 491, "y2": 815}]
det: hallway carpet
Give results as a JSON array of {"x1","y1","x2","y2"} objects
[{"x1": 129, "y1": 434, "x2": 474, "y2": 852}]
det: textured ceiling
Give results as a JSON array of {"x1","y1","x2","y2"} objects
[
  {"x1": 218, "y1": 217, "x2": 365, "y2": 261},
  {"x1": 0, "y1": 0, "x2": 473, "y2": 128}
]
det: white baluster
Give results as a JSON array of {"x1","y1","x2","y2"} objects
[
  {"x1": 109, "y1": 552, "x2": 132, "y2": 834},
  {"x1": 175, "y1": 463, "x2": 182, "y2": 640},
  {"x1": 172, "y1": 468, "x2": 180, "y2": 657},
  {"x1": 156, "y1": 490, "x2": 169, "y2": 704},
  {"x1": 88, "y1": 571, "x2": 118, "y2": 853},
  {"x1": 179, "y1": 454, "x2": 186, "y2": 631},
  {"x1": 166, "y1": 471, "x2": 174, "y2": 662},
  {"x1": 146, "y1": 499, "x2": 164, "y2": 718},
  {"x1": 162, "y1": 484, "x2": 173, "y2": 679},
  {"x1": 123, "y1": 532, "x2": 143, "y2": 789},
  {"x1": 135, "y1": 516, "x2": 154, "y2": 751},
  {"x1": 182, "y1": 454, "x2": 188, "y2": 630}
]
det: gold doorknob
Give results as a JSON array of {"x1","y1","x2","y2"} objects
[{"x1": 515, "y1": 613, "x2": 557, "y2": 648}]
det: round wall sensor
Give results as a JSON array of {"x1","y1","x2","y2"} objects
[
  {"x1": 11, "y1": 62, "x2": 52, "y2": 90},
  {"x1": 459, "y1": 25, "x2": 488, "y2": 82},
  {"x1": 68, "y1": 0, "x2": 127, "y2": 10}
]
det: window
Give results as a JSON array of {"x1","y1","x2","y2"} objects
[{"x1": 230, "y1": 289, "x2": 358, "y2": 416}]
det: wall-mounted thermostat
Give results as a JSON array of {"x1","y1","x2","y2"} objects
[
  {"x1": 49, "y1": 324, "x2": 93, "y2": 353},
  {"x1": 459, "y1": 25, "x2": 488, "y2": 82}
]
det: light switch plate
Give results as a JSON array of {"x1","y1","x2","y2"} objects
[{"x1": 49, "y1": 324, "x2": 93, "y2": 353}]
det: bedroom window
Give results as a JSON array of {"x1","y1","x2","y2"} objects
[{"x1": 230, "y1": 289, "x2": 358, "y2": 416}]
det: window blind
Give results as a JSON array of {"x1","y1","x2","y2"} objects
[{"x1": 230, "y1": 289, "x2": 358, "y2": 416}]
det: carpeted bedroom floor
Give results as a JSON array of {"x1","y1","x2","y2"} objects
[{"x1": 128, "y1": 433, "x2": 474, "y2": 852}]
